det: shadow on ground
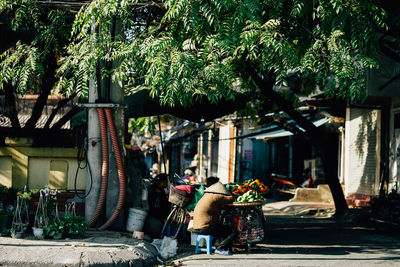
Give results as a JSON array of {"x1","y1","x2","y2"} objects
[{"x1": 166, "y1": 205, "x2": 400, "y2": 265}]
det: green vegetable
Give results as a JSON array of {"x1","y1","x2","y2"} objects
[{"x1": 236, "y1": 190, "x2": 264, "y2": 203}]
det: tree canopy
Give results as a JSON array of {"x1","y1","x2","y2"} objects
[
  {"x1": 0, "y1": 0, "x2": 390, "y2": 116},
  {"x1": 56, "y1": 0, "x2": 387, "y2": 105}
]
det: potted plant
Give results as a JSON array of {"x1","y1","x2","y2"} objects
[
  {"x1": 33, "y1": 188, "x2": 51, "y2": 239},
  {"x1": 11, "y1": 222, "x2": 28, "y2": 238},
  {"x1": 11, "y1": 189, "x2": 31, "y2": 238},
  {"x1": 44, "y1": 219, "x2": 64, "y2": 239},
  {"x1": 62, "y1": 215, "x2": 87, "y2": 239}
]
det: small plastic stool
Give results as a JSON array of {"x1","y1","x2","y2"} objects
[{"x1": 194, "y1": 235, "x2": 216, "y2": 255}]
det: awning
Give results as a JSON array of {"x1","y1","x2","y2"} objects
[
  {"x1": 125, "y1": 89, "x2": 248, "y2": 123},
  {"x1": 253, "y1": 117, "x2": 330, "y2": 140}
]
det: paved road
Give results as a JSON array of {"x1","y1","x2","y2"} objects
[{"x1": 166, "y1": 204, "x2": 400, "y2": 266}]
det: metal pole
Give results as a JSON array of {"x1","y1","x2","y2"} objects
[{"x1": 158, "y1": 115, "x2": 167, "y2": 174}]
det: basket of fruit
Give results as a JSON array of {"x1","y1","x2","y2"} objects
[{"x1": 232, "y1": 179, "x2": 268, "y2": 195}]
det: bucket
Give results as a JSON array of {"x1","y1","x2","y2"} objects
[{"x1": 126, "y1": 208, "x2": 147, "y2": 232}]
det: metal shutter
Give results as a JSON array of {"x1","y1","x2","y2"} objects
[{"x1": 344, "y1": 108, "x2": 381, "y2": 196}]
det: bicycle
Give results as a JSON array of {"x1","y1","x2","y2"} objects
[{"x1": 160, "y1": 184, "x2": 194, "y2": 239}]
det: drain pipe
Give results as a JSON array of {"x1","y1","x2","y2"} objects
[
  {"x1": 98, "y1": 108, "x2": 126, "y2": 230},
  {"x1": 87, "y1": 108, "x2": 109, "y2": 228}
]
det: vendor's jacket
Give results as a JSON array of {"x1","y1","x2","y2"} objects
[{"x1": 193, "y1": 182, "x2": 233, "y2": 229}]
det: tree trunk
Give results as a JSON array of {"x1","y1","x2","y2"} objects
[
  {"x1": 4, "y1": 82, "x2": 21, "y2": 129},
  {"x1": 319, "y1": 135, "x2": 349, "y2": 215},
  {"x1": 247, "y1": 69, "x2": 348, "y2": 215},
  {"x1": 24, "y1": 55, "x2": 57, "y2": 130}
]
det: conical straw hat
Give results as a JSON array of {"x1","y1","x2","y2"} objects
[{"x1": 204, "y1": 181, "x2": 231, "y2": 196}]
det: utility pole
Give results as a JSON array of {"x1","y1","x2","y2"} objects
[
  {"x1": 106, "y1": 18, "x2": 125, "y2": 230},
  {"x1": 85, "y1": 77, "x2": 102, "y2": 223}
]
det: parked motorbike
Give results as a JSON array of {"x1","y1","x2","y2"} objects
[
  {"x1": 270, "y1": 168, "x2": 315, "y2": 200},
  {"x1": 370, "y1": 190, "x2": 400, "y2": 231}
]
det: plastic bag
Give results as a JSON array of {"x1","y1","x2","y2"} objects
[
  {"x1": 159, "y1": 236, "x2": 178, "y2": 260},
  {"x1": 186, "y1": 184, "x2": 205, "y2": 211},
  {"x1": 151, "y1": 236, "x2": 178, "y2": 260},
  {"x1": 151, "y1": 238, "x2": 163, "y2": 253}
]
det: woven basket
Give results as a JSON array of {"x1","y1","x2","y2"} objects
[
  {"x1": 168, "y1": 186, "x2": 193, "y2": 207},
  {"x1": 227, "y1": 201, "x2": 265, "y2": 207}
]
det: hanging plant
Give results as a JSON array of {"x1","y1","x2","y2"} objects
[
  {"x1": 33, "y1": 186, "x2": 60, "y2": 239},
  {"x1": 33, "y1": 189, "x2": 49, "y2": 239},
  {"x1": 62, "y1": 215, "x2": 87, "y2": 239},
  {"x1": 62, "y1": 202, "x2": 87, "y2": 238},
  {"x1": 11, "y1": 187, "x2": 31, "y2": 238}
]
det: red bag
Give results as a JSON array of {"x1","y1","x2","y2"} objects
[{"x1": 174, "y1": 185, "x2": 195, "y2": 195}]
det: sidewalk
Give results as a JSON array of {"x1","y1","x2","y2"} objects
[{"x1": 0, "y1": 230, "x2": 158, "y2": 267}]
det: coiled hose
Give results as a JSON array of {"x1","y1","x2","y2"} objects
[
  {"x1": 87, "y1": 108, "x2": 109, "y2": 228},
  {"x1": 98, "y1": 108, "x2": 126, "y2": 230}
]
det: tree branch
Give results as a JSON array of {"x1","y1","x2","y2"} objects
[
  {"x1": 379, "y1": 38, "x2": 400, "y2": 63},
  {"x1": 51, "y1": 105, "x2": 83, "y2": 130},
  {"x1": 245, "y1": 67, "x2": 320, "y2": 138},
  {"x1": 43, "y1": 92, "x2": 77, "y2": 129},
  {"x1": 23, "y1": 87, "x2": 51, "y2": 130}
]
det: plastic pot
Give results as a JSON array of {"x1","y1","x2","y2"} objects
[{"x1": 33, "y1": 227, "x2": 44, "y2": 239}]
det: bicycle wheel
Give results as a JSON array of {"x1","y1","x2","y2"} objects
[
  {"x1": 160, "y1": 206, "x2": 186, "y2": 239},
  {"x1": 172, "y1": 207, "x2": 186, "y2": 239},
  {"x1": 161, "y1": 205, "x2": 177, "y2": 238}
]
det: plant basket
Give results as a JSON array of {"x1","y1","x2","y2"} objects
[
  {"x1": 11, "y1": 230, "x2": 24, "y2": 239},
  {"x1": 168, "y1": 185, "x2": 193, "y2": 208},
  {"x1": 32, "y1": 227, "x2": 44, "y2": 239},
  {"x1": 11, "y1": 187, "x2": 30, "y2": 238},
  {"x1": 53, "y1": 232, "x2": 63, "y2": 240}
]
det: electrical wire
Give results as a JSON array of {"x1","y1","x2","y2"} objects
[{"x1": 74, "y1": 137, "x2": 93, "y2": 199}]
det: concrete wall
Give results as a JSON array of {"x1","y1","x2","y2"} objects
[{"x1": 0, "y1": 147, "x2": 86, "y2": 190}]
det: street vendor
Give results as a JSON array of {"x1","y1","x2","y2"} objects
[{"x1": 193, "y1": 179, "x2": 238, "y2": 255}]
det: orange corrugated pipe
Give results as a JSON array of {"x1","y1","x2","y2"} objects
[
  {"x1": 87, "y1": 108, "x2": 109, "y2": 228},
  {"x1": 98, "y1": 108, "x2": 126, "y2": 230}
]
